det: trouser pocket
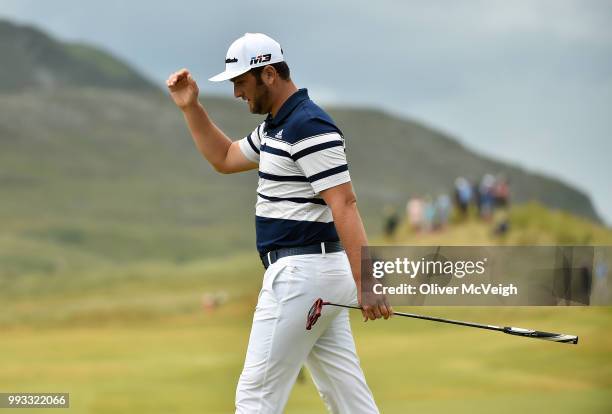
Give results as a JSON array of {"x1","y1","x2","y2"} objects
[{"x1": 270, "y1": 263, "x2": 297, "y2": 304}]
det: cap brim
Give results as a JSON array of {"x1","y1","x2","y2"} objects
[{"x1": 208, "y1": 67, "x2": 250, "y2": 82}]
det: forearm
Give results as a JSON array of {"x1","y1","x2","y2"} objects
[
  {"x1": 332, "y1": 200, "x2": 368, "y2": 291},
  {"x1": 181, "y1": 102, "x2": 232, "y2": 171}
]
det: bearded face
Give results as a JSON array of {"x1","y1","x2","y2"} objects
[
  {"x1": 232, "y1": 70, "x2": 273, "y2": 115},
  {"x1": 250, "y1": 80, "x2": 271, "y2": 115}
]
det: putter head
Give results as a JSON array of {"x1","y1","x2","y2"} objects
[{"x1": 306, "y1": 298, "x2": 325, "y2": 330}]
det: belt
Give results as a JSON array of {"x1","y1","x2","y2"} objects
[{"x1": 260, "y1": 241, "x2": 344, "y2": 269}]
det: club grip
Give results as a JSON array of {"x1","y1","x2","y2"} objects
[{"x1": 503, "y1": 327, "x2": 578, "y2": 344}]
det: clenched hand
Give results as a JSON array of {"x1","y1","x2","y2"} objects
[{"x1": 167, "y1": 68, "x2": 200, "y2": 110}]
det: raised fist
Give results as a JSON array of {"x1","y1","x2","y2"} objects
[{"x1": 166, "y1": 69, "x2": 200, "y2": 109}]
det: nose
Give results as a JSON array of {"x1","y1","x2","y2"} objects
[{"x1": 233, "y1": 85, "x2": 242, "y2": 99}]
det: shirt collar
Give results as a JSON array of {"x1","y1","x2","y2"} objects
[{"x1": 266, "y1": 88, "x2": 309, "y2": 127}]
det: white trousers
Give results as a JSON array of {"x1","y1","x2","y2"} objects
[{"x1": 235, "y1": 251, "x2": 379, "y2": 414}]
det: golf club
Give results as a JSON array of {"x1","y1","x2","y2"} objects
[{"x1": 306, "y1": 298, "x2": 578, "y2": 344}]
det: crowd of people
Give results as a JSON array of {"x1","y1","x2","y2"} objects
[
  {"x1": 454, "y1": 174, "x2": 510, "y2": 221},
  {"x1": 405, "y1": 194, "x2": 452, "y2": 233},
  {"x1": 383, "y1": 173, "x2": 511, "y2": 237}
]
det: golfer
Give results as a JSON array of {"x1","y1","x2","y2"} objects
[{"x1": 167, "y1": 33, "x2": 392, "y2": 414}]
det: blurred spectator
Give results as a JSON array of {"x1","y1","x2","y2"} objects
[
  {"x1": 493, "y1": 175, "x2": 510, "y2": 208},
  {"x1": 454, "y1": 177, "x2": 472, "y2": 218},
  {"x1": 202, "y1": 291, "x2": 229, "y2": 313},
  {"x1": 479, "y1": 174, "x2": 496, "y2": 220},
  {"x1": 383, "y1": 206, "x2": 399, "y2": 237},
  {"x1": 472, "y1": 179, "x2": 481, "y2": 215},
  {"x1": 493, "y1": 208, "x2": 510, "y2": 236},
  {"x1": 595, "y1": 261, "x2": 609, "y2": 302},
  {"x1": 436, "y1": 194, "x2": 451, "y2": 229},
  {"x1": 406, "y1": 197, "x2": 424, "y2": 232},
  {"x1": 423, "y1": 196, "x2": 436, "y2": 232}
]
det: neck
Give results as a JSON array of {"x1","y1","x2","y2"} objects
[{"x1": 270, "y1": 81, "x2": 298, "y2": 118}]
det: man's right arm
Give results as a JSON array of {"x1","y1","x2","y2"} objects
[{"x1": 167, "y1": 69, "x2": 257, "y2": 174}]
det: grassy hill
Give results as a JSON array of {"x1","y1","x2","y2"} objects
[{"x1": 0, "y1": 19, "x2": 156, "y2": 92}]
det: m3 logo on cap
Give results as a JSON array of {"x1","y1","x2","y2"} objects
[
  {"x1": 225, "y1": 57, "x2": 238, "y2": 63},
  {"x1": 250, "y1": 54, "x2": 272, "y2": 65}
]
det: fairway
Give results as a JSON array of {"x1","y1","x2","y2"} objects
[{"x1": 0, "y1": 255, "x2": 610, "y2": 413}]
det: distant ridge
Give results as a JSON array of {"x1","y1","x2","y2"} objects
[{"x1": 0, "y1": 19, "x2": 157, "y2": 92}]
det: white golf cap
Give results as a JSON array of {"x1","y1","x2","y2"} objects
[{"x1": 209, "y1": 33, "x2": 284, "y2": 82}]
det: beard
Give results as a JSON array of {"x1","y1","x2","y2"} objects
[{"x1": 250, "y1": 83, "x2": 271, "y2": 115}]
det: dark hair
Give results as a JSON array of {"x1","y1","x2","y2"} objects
[{"x1": 250, "y1": 61, "x2": 291, "y2": 83}]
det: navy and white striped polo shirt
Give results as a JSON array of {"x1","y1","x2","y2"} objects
[{"x1": 238, "y1": 88, "x2": 351, "y2": 254}]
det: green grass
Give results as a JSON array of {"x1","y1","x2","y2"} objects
[
  {"x1": 1, "y1": 302, "x2": 610, "y2": 413},
  {"x1": 0, "y1": 251, "x2": 611, "y2": 413}
]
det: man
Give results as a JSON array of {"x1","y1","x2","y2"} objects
[{"x1": 167, "y1": 32, "x2": 392, "y2": 414}]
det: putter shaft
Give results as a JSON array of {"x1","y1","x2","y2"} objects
[{"x1": 322, "y1": 302, "x2": 578, "y2": 345}]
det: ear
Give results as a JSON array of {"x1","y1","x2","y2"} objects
[{"x1": 261, "y1": 65, "x2": 276, "y2": 86}]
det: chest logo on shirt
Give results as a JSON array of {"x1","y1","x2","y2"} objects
[{"x1": 274, "y1": 129, "x2": 283, "y2": 139}]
